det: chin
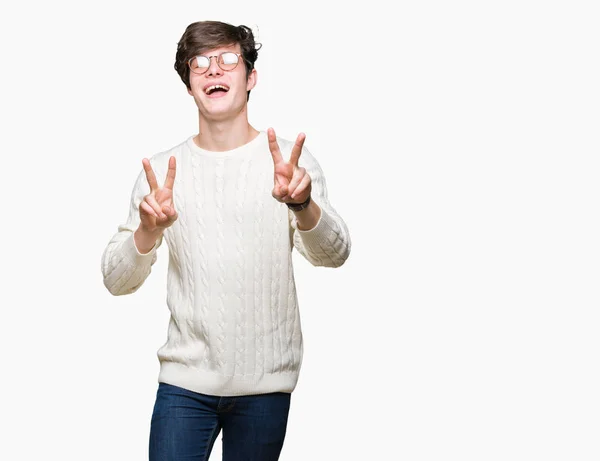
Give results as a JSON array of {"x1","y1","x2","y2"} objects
[
  {"x1": 200, "y1": 108, "x2": 235, "y2": 122},
  {"x1": 199, "y1": 101, "x2": 244, "y2": 120}
]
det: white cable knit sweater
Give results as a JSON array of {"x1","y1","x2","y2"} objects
[{"x1": 101, "y1": 131, "x2": 351, "y2": 396}]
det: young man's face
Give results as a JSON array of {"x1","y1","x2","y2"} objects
[{"x1": 187, "y1": 43, "x2": 257, "y2": 120}]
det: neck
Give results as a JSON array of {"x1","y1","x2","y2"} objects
[{"x1": 194, "y1": 109, "x2": 259, "y2": 152}]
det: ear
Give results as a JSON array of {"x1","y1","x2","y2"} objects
[{"x1": 246, "y1": 68, "x2": 257, "y2": 92}]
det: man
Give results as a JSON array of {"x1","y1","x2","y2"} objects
[{"x1": 101, "y1": 20, "x2": 351, "y2": 460}]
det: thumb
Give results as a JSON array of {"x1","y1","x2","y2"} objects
[
  {"x1": 274, "y1": 177, "x2": 287, "y2": 195},
  {"x1": 163, "y1": 205, "x2": 178, "y2": 220},
  {"x1": 275, "y1": 182, "x2": 289, "y2": 197}
]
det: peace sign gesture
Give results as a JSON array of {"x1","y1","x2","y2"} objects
[
  {"x1": 268, "y1": 127, "x2": 312, "y2": 204},
  {"x1": 139, "y1": 156, "x2": 178, "y2": 233}
]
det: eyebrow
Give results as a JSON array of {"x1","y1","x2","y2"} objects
[{"x1": 197, "y1": 47, "x2": 238, "y2": 57}]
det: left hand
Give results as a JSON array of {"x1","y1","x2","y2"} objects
[{"x1": 268, "y1": 127, "x2": 312, "y2": 204}]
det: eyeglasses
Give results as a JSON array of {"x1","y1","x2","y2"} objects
[{"x1": 187, "y1": 52, "x2": 244, "y2": 75}]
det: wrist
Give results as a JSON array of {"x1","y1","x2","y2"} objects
[
  {"x1": 137, "y1": 223, "x2": 163, "y2": 237},
  {"x1": 134, "y1": 225, "x2": 163, "y2": 254},
  {"x1": 294, "y1": 199, "x2": 321, "y2": 231},
  {"x1": 286, "y1": 195, "x2": 311, "y2": 212}
]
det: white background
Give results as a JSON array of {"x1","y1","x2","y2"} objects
[{"x1": 1, "y1": 0, "x2": 599, "y2": 460}]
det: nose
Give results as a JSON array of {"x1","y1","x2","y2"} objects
[{"x1": 206, "y1": 56, "x2": 223, "y2": 77}]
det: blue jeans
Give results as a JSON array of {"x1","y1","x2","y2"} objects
[{"x1": 149, "y1": 382, "x2": 292, "y2": 461}]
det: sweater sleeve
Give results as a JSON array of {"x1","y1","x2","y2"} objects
[
  {"x1": 101, "y1": 166, "x2": 164, "y2": 295},
  {"x1": 288, "y1": 146, "x2": 351, "y2": 268}
]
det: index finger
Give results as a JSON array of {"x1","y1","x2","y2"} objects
[
  {"x1": 267, "y1": 127, "x2": 283, "y2": 164},
  {"x1": 164, "y1": 156, "x2": 176, "y2": 190},
  {"x1": 289, "y1": 132, "x2": 306, "y2": 166},
  {"x1": 142, "y1": 158, "x2": 159, "y2": 191}
]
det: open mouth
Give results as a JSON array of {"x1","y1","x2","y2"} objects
[{"x1": 204, "y1": 84, "x2": 230, "y2": 97}]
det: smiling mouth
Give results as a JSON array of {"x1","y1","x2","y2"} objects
[{"x1": 204, "y1": 84, "x2": 230, "y2": 96}]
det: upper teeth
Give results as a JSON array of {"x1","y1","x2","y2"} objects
[{"x1": 205, "y1": 85, "x2": 228, "y2": 94}]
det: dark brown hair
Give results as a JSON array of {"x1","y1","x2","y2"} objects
[{"x1": 174, "y1": 21, "x2": 261, "y2": 101}]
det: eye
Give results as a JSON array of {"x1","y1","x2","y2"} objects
[
  {"x1": 220, "y1": 52, "x2": 239, "y2": 66},
  {"x1": 194, "y1": 56, "x2": 210, "y2": 69}
]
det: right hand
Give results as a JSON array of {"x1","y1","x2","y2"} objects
[{"x1": 139, "y1": 156, "x2": 178, "y2": 233}]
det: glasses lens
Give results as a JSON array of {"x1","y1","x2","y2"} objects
[
  {"x1": 219, "y1": 52, "x2": 239, "y2": 70},
  {"x1": 191, "y1": 56, "x2": 210, "y2": 73}
]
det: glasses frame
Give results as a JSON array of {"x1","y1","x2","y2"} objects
[{"x1": 187, "y1": 52, "x2": 244, "y2": 75}]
